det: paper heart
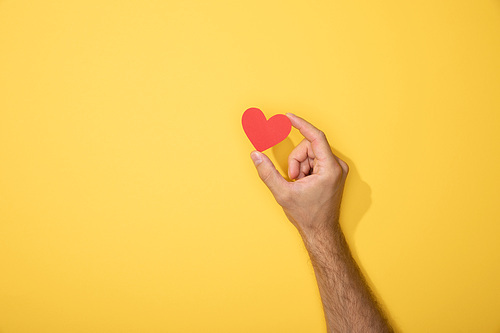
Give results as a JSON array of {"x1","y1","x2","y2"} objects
[{"x1": 242, "y1": 107, "x2": 292, "y2": 152}]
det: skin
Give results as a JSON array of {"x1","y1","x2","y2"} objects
[{"x1": 250, "y1": 113, "x2": 393, "y2": 333}]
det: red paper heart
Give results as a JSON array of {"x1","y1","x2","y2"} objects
[{"x1": 242, "y1": 107, "x2": 292, "y2": 152}]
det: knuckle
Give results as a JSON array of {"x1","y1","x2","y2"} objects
[
  {"x1": 326, "y1": 162, "x2": 343, "y2": 182},
  {"x1": 260, "y1": 170, "x2": 274, "y2": 185},
  {"x1": 333, "y1": 165, "x2": 343, "y2": 179},
  {"x1": 317, "y1": 130, "x2": 326, "y2": 139},
  {"x1": 342, "y1": 160, "x2": 349, "y2": 175},
  {"x1": 301, "y1": 163, "x2": 310, "y2": 173}
]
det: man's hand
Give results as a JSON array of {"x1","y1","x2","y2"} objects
[
  {"x1": 250, "y1": 113, "x2": 348, "y2": 238},
  {"x1": 250, "y1": 113, "x2": 393, "y2": 333}
]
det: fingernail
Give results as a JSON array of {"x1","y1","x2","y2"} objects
[
  {"x1": 286, "y1": 112, "x2": 295, "y2": 117},
  {"x1": 251, "y1": 151, "x2": 262, "y2": 165}
]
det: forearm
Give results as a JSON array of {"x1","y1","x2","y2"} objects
[
  {"x1": 300, "y1": 222, "x2": 393, "y2": 333},
  {"x1": 249, "y1": 113, "x2": 391, "y2": 331}
]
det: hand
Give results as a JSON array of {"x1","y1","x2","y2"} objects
[
  {"x1": 250, "y1": 113, "x2": 349, "y2": 237},
  {"x1": 251, "y1": 114, "x2": 393, "y2": 332}
]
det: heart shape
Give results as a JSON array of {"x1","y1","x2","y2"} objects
[{"x1": 242, "y1": 107, "x2": 292, "y2": 152}]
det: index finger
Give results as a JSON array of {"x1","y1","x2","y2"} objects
[{"x1": 285, "y1": 113, "x2": 334, "y2": 161}]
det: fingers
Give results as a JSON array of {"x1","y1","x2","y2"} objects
[
  {"x1": 251, "y1": 151, "x2": 289, "y2": 200},
  {"x1": 287, "y1": 139, "x2": 313, "y2": 180},
  {"x1": 288, "y1": 139, "x2": 316, "y2": 180},
  {"x1": 299, "y1": 159, "x2": 313, "y2": 179},
  {"x1": 285, "y1": 113, "x2": 335, "y2": 162},
  {"x1": 333, "y1": 155, "x2": 349, "y2": 179}
]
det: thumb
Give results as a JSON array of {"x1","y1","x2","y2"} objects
[{"x1": 250, "y1": 151, "x2": 288, "y2": 198}]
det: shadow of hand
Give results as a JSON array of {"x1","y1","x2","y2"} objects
[{"x1": 271, "y1": 138, "x2": 372, "y2": 249}]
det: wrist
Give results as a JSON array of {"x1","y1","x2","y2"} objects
[{"x1": 299, "y1": 219, "x2": 342, "y2": 250}]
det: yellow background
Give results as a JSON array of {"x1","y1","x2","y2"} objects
[{"x1": 1, "y1": 1, "x2": 499, "y2": 332}]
